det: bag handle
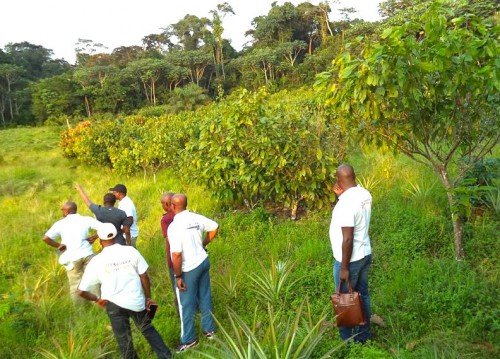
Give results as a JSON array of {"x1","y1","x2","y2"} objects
[{"x1": 336, "y1": 279, "x2": 354, "y2": 296}]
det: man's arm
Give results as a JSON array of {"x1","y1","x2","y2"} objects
[
  {"x1": 123, "y1": 225, "x2": 131, "y2": 246},
  {"x1": 202, "y1": 228, "x2": 219, "y2": 248},
  {"x1": 339, "y1": 227, "x2": 354, "y2": 282},
  {"x1": 78, "y1": 289, "x2": 107, "y2": 308},
  {"x1": 42, "y1": 235, "x2": 66, "y2": 251},
  {"x1": 172, "y1": 252, "x2": 186, "y2": 291},
  {"x1": 139, "y1": 272, "x2": 156, "y2": 309},
  {"x1": 75, "y1": 184, "x2": 92, "y2": 207}
]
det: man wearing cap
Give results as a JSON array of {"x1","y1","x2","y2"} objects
[
  {"x1": 78, "y1": 223, "x2": 172, "y2": 359},
  {"x1": 109, "y1": 184, "x2": 139, "y2": 248},
  {"x1": 168, "y1": 193, "x2": 219, "y2": 353},
  {"x1": 42, "y1": 201, "x2": 102, "y2": 302}
]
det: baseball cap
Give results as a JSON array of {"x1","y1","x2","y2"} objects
[
  {"x1": 97, "y1": 223, "x2": 117, "y2": 240},
  {"x1": 109, "y1": 184, "x2": 127, "y2": 194}
]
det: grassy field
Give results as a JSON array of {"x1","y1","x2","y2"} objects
[{"x1": 0, "y1": 126, "x2": 498, "y2": 358}]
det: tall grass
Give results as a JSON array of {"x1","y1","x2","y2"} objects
[{"x1": 0, "y1": 127, "x2": 498, "y2": 358}]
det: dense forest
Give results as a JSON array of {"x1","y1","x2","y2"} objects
[{"x1": 0, "y1": 0, "x2": 497, "y2": 126}]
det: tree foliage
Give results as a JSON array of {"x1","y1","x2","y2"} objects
[{"x1": 317, "y1": 2, "x2": 499, "y2": 259}]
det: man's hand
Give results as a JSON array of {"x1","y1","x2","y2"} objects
[
  {"x1": 95, "y1": 298, "x2": 108, "y2": 309},
  {"x1": 87, "y1": 234, "x2": 98, "y2": 244},
  {"x1": 57, "y1": 243, "x2": 67, "y2": 252},
  {"x1": 176, "y1": 277, "x2": 186, "y2": 291},
  {"x1": 333, "y1": 183, "x2": 344, "y2": 197},
  {"x1": 146, "y1": 297, "x2": 157, "y2": 310},
  {"x1": 339, "y1": 267, "x2": 350, "y2": 282}
]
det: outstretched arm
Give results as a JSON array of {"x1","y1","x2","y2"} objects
[{"x1": 75, "y1": 183, "x2": 92, "y2": 207}]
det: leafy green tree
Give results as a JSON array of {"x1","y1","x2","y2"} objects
[
  {"x1": 0, "y1": 64, "x2": 25, "y2": 126},
  {"x1": 166, "y1": 14, "x2": 211, "y2": 51},
  {"x1": 209, "y1": 2, "x2": 234, "y2": 81},
  {"x1": 110, "y1": 46, "x2": 145, "y2": 68},
  {"x1": 126, "y1": 58, "x2": 167, "y2": 106},
  {"x1": 31, "y1": 73, "x2": 81, "y2": 122},
  {"x1": 184, "y1": 87, "x2": 346, "y2": 214},
  {"x1": 167, "y1": 50, "x2": 213, "y2": 87},
  {"x1": 3, "y1": 42, "x2": 55, "y2": 80},
  {"x1": 166, "y1": 83, "x2": 210, "y2": 113},
  {"x1": 318, "y1": 3, "x2": 499, "y2": 259}
]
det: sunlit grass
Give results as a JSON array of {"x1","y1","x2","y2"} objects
[{"x1": 1, "y1": 127, "x2": 498, "y2": 358}]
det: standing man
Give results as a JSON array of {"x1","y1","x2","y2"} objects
[
  {"x1": 329, "y1": 164, "x2": 373, "y2": 343},
  {"x1": 42, "y1": 201, "x2": 102, "y2": 302},
  {"x1": 109, "y1": 184, "x2": 139, "y2": 248},
  {"x1": 168, "y1": 193, "x2": 219, "y2": 353},
  {"x1": 160, "y1": 192, "x2": 178, "y2": 314},
  {"x1": 75, "y1": 183, "x2": 132, "y2": 246},
  {"x1": 78, "y1": 223, "x2": 172, "y2": 359}
]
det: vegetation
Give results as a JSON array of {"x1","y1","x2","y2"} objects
[
  {"x1": 317, "y1": 3, "x2": 499, "y2": 259},
  {"x1": 1, "y1": 122, "x2": 498, "y2": 358},
  {"x1": 0, "y1": 1, "x2": 498, "y2": 358},
  {"x1": 1, "y1": 0, "x2": 498, "y2": 126}
]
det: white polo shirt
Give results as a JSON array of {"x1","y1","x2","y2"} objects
[
  {"x1": 78, "y1": 244, "x2": 149, "y2": 312},
  {"x1": 167, "y1": 210, "x2": 218, "y2": 272},
  {"x1": 329, "y1": 185, "x2": 372, "y2": 263},
  {"x1": 44, "y1": 213, "x2": 101, "y2": 261},
  {"x1": 118, "y1": 195, "x2": 139, "y2": 238}
]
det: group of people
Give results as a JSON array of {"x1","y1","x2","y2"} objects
[
  {"x1": 43, "y1": 184, "x2": 219, "y2": 357},
  {"x1": 42, "y1": 163, "x2": 374, "y2": 358}
]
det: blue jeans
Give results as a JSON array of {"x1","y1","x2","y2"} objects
[
  {"x1": 333, "y1": 254, "x2": 372, "y2": 343},
  {"x1": 176, "y1": 257, "x2": 215, "y2": 344},
  {"x1": 106, "y1": 301, "x2": 172, "y2": 359}
]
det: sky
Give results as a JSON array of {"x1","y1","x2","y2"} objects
[{"x1": 1, "y1": 0, "x2": 382, "y2": 64}]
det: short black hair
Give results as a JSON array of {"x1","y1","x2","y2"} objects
[{"x1": 103, "y1": 193, "x2": 117, "y2": 205}]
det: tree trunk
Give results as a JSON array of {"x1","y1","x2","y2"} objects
[{"x1": 439, "y1": 167, "x2": 465, "y2": 260}]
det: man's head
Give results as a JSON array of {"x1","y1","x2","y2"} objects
[
  {"x1": 103, "y1": 193, "x2": 117, "y2": 207},
  {"x1": 171, "y1": 193, "x2": 188, "y2": 215},
  {"x1": 109, "y1": 184, "x2": 127, "y2": 200},
  {"x1": 335, "y1": 164, "x2": 356, "y2": 191},
  {"x1": 97, "y1": 223, "x2": 117, "y2": 246},
  {"x1": 160, "y1": 192, "x2": 175, "y2": 213},
  {"x1": 61, "y1": 201, "x2": 77, "y2": 217}
]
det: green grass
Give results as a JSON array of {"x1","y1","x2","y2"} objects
[{"x1": 0, "y1": 127, "x2": 498, "y2": 358}]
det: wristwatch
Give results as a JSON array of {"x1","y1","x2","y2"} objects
[{"x1": 174, "y1": 273, "x2": 182, "y2": 278}]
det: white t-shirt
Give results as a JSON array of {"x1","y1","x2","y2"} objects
[
  {"x1": 78, "y1": 244, "x2": 149, "y2": 312},
  {"x1": 329, "y1": 185, "x2": 372, "y2": 263},
  {"x1": 44, "y1": 213, "x2": 101, "y2": 261},
  {"x1": 167, "y1": 210, "x2": 218, "y2": 272},
  {"x1": 118, "y1": 196, "x2": 139, "y2": 237}
]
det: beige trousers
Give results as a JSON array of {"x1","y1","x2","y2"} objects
[{"x1": 66, "y1": 255, "x2": 99, "y2": 302}]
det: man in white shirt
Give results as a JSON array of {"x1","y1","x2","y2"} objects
[
  {"x1": 110, "y1": 184, "x2": 139, "y2": 247},
  {"x1": 167, "y1": 193, "x2": 219, "y2": 353},
  {"x1": 42, "y1": 201, "x2": 102, "y2": 302},
  {"x1": 78, "y1": 223, "x2": 172, "y2": 359},
  {"x1": 329, "y1": 164, "x2": 373, "y2": 343}
]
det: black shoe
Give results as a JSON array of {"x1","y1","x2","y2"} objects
[
  {"x1": 203, "y1": 331, "x2": 215, "y2": 340},
  {"x1": 175, "y1": 339, "x2": 199, "y2": 353}
]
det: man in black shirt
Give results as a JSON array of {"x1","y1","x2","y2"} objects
[{"x1": 75, "y1": 184, "x2": 132, "y2": 245}]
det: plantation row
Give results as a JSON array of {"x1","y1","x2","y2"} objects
[{"x1": 61, "y1": 88, "x2": 347, "y2": 215}]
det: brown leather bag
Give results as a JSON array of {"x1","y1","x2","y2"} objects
[{"x1": 330, "y1": 281, "x2": 367, "y2": 327}]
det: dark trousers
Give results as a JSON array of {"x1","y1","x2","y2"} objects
[{"x1": 106, "y1": 301, "x2": 172, "y2": 359}]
